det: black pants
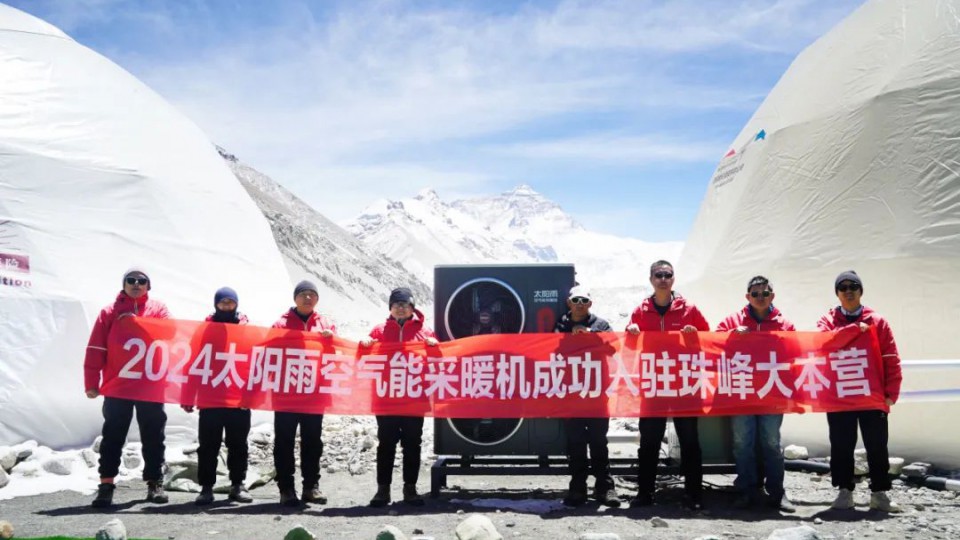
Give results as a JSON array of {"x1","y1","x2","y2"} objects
[
  {"x1": 637, "y1": 416, "x2": 702, "y2": 499},
  {"x1": 197, "y1": 408, "x2": 251, "y2": 487},
  {"x1": 827, "y1": 409, "x2": 891, "y2": 492},
  {"x1": 565, "y1": 418, "x2": 613, "y2": 492},
  {"x1": 98, "y1": 397, "x2": 166, "y2": 481},
  {"x1": 376, "y1": 415, "x2": 424, "y2": 486},
  {"x1": 273, "y1": 411, "x2": 324, "y2": 490}
]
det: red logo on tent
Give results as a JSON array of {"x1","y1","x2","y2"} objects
[
  {"x1": 0, "y1": 252, "x2": 29, "y2": 273},
  {"x1": 724, "y1": 148, "x2": 736, "y2": 158}
]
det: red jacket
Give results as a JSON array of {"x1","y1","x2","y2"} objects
[
  {"x1": 627, "y1": 293, "x2": 710, "y2": 332},
  {"x1": 817, "y1": 306, "x2": 902, "y2": 403},
  {"x1": 84, "y1": 291, "x2": 170, "y2": 391},
  {"x1": 204, "y1": 312, "x2": 250, "y2": 325},
  {"x1": 716, "y1": 306, "x2": 796, "y2": 332},
  {"x1": 369, "y1": 309, "x2": 436, "y2": 343},
  {"x1": 272, "y1": 308, "x2": 337, "y2": 334}
]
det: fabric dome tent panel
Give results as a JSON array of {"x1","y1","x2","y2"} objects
[
  {"x1": 0, "y1": 5, "x2": 292, "y2": 447},
  {"x1": 678, "y1": 0, "x2": 960, "y2": 466}
]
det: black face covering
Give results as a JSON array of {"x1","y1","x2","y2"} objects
[{"x1": 211, "y1": 309, "x2": 240, "y2": 324}]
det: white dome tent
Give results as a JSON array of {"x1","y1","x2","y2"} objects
[
  {"x1": 678, "y1": 0, "x2": 960, "y2": 466},
  {"x1": 0, "y1": 5, "x2": 292, "y2": 448}
]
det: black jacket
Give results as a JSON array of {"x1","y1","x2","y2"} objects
[{"x1": 554, "y1": 312, "x2": 612, "y2": 333}]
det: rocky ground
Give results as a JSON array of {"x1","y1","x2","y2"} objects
[{"x1": 0, "y1": 416, "x2": 958, "y2": 540}]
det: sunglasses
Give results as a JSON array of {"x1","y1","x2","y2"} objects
[
  {"x1": 125, "y1": 277, "x2": 149, "y2": 286},
  {"x1": 391, "y1": 302, "x2": 412, "y2": 309},
  {"x1": 569, "y1": 297, "x2": 590, "y2": 305},
  {"x1": 653, "y1": 272, "x2": 674, "y2": 279},
  {"x1": 750, "y1": 290, "x2": 772, "y2": 298},
  {"x1": 837, "y1": 284, "x2": 861, "y2": 293}
]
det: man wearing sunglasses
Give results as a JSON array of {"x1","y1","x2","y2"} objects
[
  {"x1": 817, "y1": 271, "x2": 903, "y2": 513},
  {"x1": 553, "y1": 286, "x2": 619, "y2": 508},
  {"x1": 716, "y1": 276, "x2": 796, "y2": 513},
  {"x1": 625, "y1": 260, "x2": 710, "y2": 511},
  {"x1": 271, "y1": 280, "x2": 337, "y2": 507},
  {"x1": 85, "y1": 268, "x2": 171, "y2": 508}
]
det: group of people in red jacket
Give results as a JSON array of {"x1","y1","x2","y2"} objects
[{"x1": 83, "y1": 262, "x2": 902, "y2": 514}]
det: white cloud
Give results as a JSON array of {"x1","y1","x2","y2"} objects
[{"x1": 496, "y1": 133, "x2": 726, "y2": 164}]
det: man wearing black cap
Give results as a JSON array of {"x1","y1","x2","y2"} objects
[
  {"x1": 182, "y1": 287, "x2": 253, "y2": 505},
  {"x1": 85, "y1": 267, "x2": 171, "y2": 508},
  {"x1": 818, "y1": 271, "x2": 903, "y2": 513},
  {"x1": 360, "y1": 287, "x2": 438, "y2": 508},
  {"x1": 554, "y1": 285, "x2": 619, "y2": 508},
  {"x1": 271, "y1": 280, "x2": 338, "y2": 507}
]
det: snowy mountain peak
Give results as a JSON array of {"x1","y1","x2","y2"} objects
[
  {"x1": 507, "y1": 184, "x2": 538, "y2": 197},
  {"x1": 415, "y1": 188, "x2": 441, "y2": 202}
]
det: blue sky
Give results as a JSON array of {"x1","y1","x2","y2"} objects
[{"x1": 10, "y1": 0, "x2": 864, "y2": 241}]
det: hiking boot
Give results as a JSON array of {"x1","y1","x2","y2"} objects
[
  {"x1": 831, "y1": 488, "x2": 855, "y2": 510},
  {"x1": 302, "y1": 485, "x2": 328, "y2": 504},
  {"x1": 195, "y1": 486, "x2": 214, "y2": 506},
  {"x1": 595, "y1": 487, "x2": 621, "y2": 508},
  {"x1": 279, "y1": 487, "x2": 300, "y2": 507},
  {"x1": 563, "y1": 487, "x2": 588, "y2": 507},
  {"x1": 869, "y1": 491, "x2": 902, "y2": 513},
  {"x1": 683, "y1": 494, "x2": 704, "y2": 511},
  {"x1": 629, "y1": 492, "x2": 655, "y2": 508},
  {"x1": 402, "y1": 483, "x2": 425, "y2": 506},
  {"x1": 228, "y1": 484, "x2": 253, "y2": 503},
  {"x1": 770, "y1": 493, "x2": 796, "y2": 513},
  {"x1": 369, "y1": 484, "x2": 391, "y2": 507},
  {"x1": 146, "y1": 480, "x2": 168, "y2": 504},
  {"x1": 91, "y1": 483, "x2": 115, "y2": 508}
]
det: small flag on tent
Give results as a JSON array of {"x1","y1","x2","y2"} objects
[
  {"x1": 724, "y1": 148, "x2": 736, "y2": 157},
  {"x1": 755, "y1": 129, "x2": 766, "y2": 141}
]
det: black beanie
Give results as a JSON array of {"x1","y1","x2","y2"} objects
[
  {"x1": 294, "y1": 280, "x2": 318, "y2": 299},
  {"x1": 214, "y1": 287, "x2": 238, "y2": 306},
  {"x1": 834, "y1": 270, "x2": 862, "y2": 293},
  {"x1": 389, "y1": 287, "x2": 414, "y2": 307}
]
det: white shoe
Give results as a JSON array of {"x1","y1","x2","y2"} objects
[
  {"x1": 870, "y1": 491, "x2": 903, "y2": 513},
  {"x1": 832, "y1": 488, "x2": 855, "y2": 509}
]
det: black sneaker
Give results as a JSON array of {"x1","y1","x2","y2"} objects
[
  {"x1": 369, "y1": 484, "x2": 391, "y2": 508},
  {"x1": 146, "y1": 481, "x2": 168, "y2": 504},
  {"x1": 228, "y1": 484, "x2": 253, "y2": 503},
  {"x1": 563, "y1": 488, "x2": 588, "y2": 507},
  {"x1": 91, "y1": 483, "x2": 115, "y2": 508},
  {"x1": 279, "y1": 487, "x2": 300, "y2": 507},
  {"x1": 595, "y1": 487, "x2": 622, "y2": 508},
  {"x1": 195, "y1": 486, "x2": 214, "y2": 506},
  {"x1": 629, "y1": 493, "x2": 655, "y2": 508},
  {"x1": 301, "y1": 485, "x2": 327, "y2": 504},
  {"x1": 402, "y1": 483, "x2": 425, "y2": 506}
]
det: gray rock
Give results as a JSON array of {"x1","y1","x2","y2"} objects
[
  {"x1": 96, "y1": 518, "x2": 127, "y2": 540},
  {"x1": 854, "y1": 448, "x2": 869, "y2": 475},
  {"x1": 247, "y1": 466, "x2": 276, "y2": 490},
  {"x1": 91, "y1": 436, "x2": 103, "y2": 453},
  {"x1": 122, "y1": 453, "x2": 142, "y2": 470},
  {"x1": 649, "y1": 517, "x2": 668, "y2": 528},
  {"x1": 12, "y1": 440, "x2": 37, "y2": 460},
  {"x1": 181, "y1": 443, "x2": 200, "y2": 455},
  {"x1": 0, "y1": 447, "x2": 16, "y2": 472},
  {"x1": 455, "y1": 514, "x2": 503, "y2": 540},
  {"x1": 888, "y1": 457, "x2": 905, "y2": 475},
  {"x1": 766, "y1": 525, "x2": 822, "y2": 540},
  {"x1": 784, "y1": 445, "x2": 809, "y2": 460},
  {"x1": 579, "y1": 534, "x2": 621, "y2": 540},
  {"x1": 0, "y1": 468, "x2": 8, "y2": 488},
  {"x1": 903, "y1": 463, "x2": 930, "y2": 478},
  {"x1": 82, "y1": 448, "x2": 99, "y2": 468},
  {"x1": 165, "y1": 460, "x2": 200, "y2": 483},
  {"x1": 362, "y1": 435, "x2": 377, "y2": 450},
  {"x1": 0, "y1": 520, "x2": 12, "y2": 539},
  {"x1": 41, "y1": 455, "x2": 77, "y2": 475},
  {"x1": 377, "y1": 525, "x2": 409, "y2": 540},
  {"x1": 166, "y1": 478, "x2": 201, "y2": 493},
  {"x1": 13, "y1": 461, "x2": 40, "y2": 477},
  {"x1": 283, "y1": 525, "x2": 316, "y2": 540}
]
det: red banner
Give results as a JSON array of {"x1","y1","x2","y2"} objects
[{"x1": 101, "y1": 318, "x2": 888, "y2": 417}]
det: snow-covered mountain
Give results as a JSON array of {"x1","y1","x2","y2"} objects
[
  {"x1": 219, "y1": 148, "x2": 431, "y2": 337},
  {"x1": 346, "y1": 185, "x2": 683, "y2": 327}
]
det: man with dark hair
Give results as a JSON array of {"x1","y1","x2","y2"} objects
[
  {"x1": 818, "y1": 271, "x2": 903, "y2": 513},
  {"x1": 271, "y1": 280, "x2": 337, "y2": 507},
  {"x1": 183, "y1": 287, "x2": 253, "y2": 506},
  {"x1": 625, "y1": 260, "x2": 710, "y2": 510},
  {"x1": 716, "y1": 276, "x2": 795, "y2": 512},
  {"x1": 555, "y1": 285, "x2": 619, "y2": 508},
  {"x1": 361, "y1": 287, "x2": 438, "y2": 508},
  {"x1": 85, "y1": 267, "x2": 171, "y2": 508}
]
